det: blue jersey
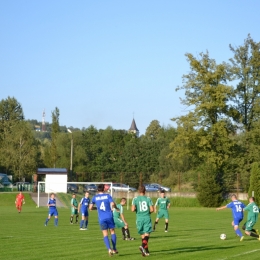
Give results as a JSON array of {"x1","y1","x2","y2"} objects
[
  {"x1": 226, "y1": 200, "x2": 245, "y2": 220},
  {"x1": 91, "y1": 193, "x2": 114, "y2": 222},
  {"x1": 47, "y1": 198, "x2": 56, "y2": 208},
  {"x1": 80, "y1": 197, "x2": 90, "y2": 212}
]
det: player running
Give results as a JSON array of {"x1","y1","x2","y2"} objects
[
  {"x1": 15, "y1": 191, "x2": 25, "y2": 213},
  {"x1": 242, "y1": 196, "x2": 260, "y2": 240},
  {"x1": 113, "y1": 197, "x2": 135, "y2": 241},
  {"x1": 216, "y1": 194, "x2": 245, "y2": 241},
  {"x1": 70, "y1": 193, "x2": 79, "y2": 224},
  {"x1": 44, "y1": 193, "x2": 58, "y2": 226},
  {"x1": 132, "y1": 185, "x2": 154, "y2": 257},
  {"x1": 153, "y1": 190, "x2": 171, "y2": 232},
  {"x1": 78, "y1": 191, "x2": 90, "y2": 230},
  {"x1": 89, "y1": 184, "x2": 118, "y2": 256}
]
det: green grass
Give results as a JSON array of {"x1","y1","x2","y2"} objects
[{"x1": 1, "y1": 193, "x2": 260, "y2": 260}]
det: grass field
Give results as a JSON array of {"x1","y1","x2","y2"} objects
[{"x1": 1, "y1": 193, "x2": 260, "y2": 260}]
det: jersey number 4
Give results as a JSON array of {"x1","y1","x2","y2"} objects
[{"x1": 100, "y1": 202, "x2": 106, "y2": 211}]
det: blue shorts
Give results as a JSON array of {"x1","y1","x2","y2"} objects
[
  {"x1": 49, "y1": 208, "x2": 58, "y2": 217},
  {"x1": 233, "y1": 218, "x2": 243, "y2": 226},
  {"x1": 99, "y1": 218, "x2": 115, "y2": 230},
  {"x1": 81, "y1": 210, "x2": 89, "y2": 217}
]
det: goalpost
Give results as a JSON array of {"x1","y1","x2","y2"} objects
[{"x1": 36, "y1": 181, "x2": 132, "y2": 209}]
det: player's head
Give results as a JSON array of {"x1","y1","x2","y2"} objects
[
  {"x1": 160, "y1": 189, "x2": 165, "y2": 197},
  {"x1": 72, "y1": 193, "x2": 76, "y2": 198},
  {"x1": 249, "y1": 197, "x2": 255, "y2": 202},
  {"x1": 120, "y1": 198, "x2": 127, "y2": 205},
  {"x1": 138, "y1": 185, "x2": 146, "y2": 194},
  {"x1": 50, "y1": 193, "x2": 55, "y2": 198},
  {"x1": 85, "y1": 191, "x2": 89, "y2": 197},
  {"x1": 97, "y1": 184, "x2": 105, "y2": 192},
  {"x1": 231, "y1": 194, "x2": 237, "y2": 201}
]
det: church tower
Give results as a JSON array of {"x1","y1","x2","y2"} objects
[{"x1": 128, "y1": 118, "x2": 139, "y2": 137}]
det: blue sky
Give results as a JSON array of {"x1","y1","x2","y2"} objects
[{"x1": 1, "y1": 1, "x2": 260, "y2": 135}]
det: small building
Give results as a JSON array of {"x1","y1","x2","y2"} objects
[
  {"x1": 37, "y1": 168, "x2": 68, "y2": 193},
  {"x1": 0, "y1": 173, "x2": 12, "y2": 191}
]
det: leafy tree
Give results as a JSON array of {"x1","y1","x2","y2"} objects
[
  {"x1": 145, "y1": 120, "x2": 162, "y2": 140},
  {"x1": 169, "y1": 51, "x2": 235, "y2": 200},
  {"x1": 248, "y1": 162, "x2": 260, "y2": 205}
]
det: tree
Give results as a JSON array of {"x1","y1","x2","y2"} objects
[
  {"x1": 248, "y1": 162, "x2": 260, "y2": 205},
  {"x1": 169, "y1": 51, "x2": 236, "y2": 199},
  {"x1": 229, "y1": 35, "x2": 260, "y2": 132},
  {"x1": 197, "y1": 164, "x2": 224, "y2": 207},
  {"x1": 145, "y1": 120, "x2": 162, "y2": 140}
]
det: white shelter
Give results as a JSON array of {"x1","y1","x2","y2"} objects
[{"x1": 37, "y1": 168, "x2": 68, "y2": 193}]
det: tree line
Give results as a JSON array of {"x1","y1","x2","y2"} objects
[{"x1": 1, "y1": 35, "x2": 260, "y2": 206}]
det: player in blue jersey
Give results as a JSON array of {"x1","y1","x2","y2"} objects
[
  {"x1": 89, "y1": 184, "x2": 118, "y2": 256},
  {"x1": 216, "y1": 194, "x2": 245, "y2": 241},
  {"x1": 78, "y1": 191, "x2": 90, "y2": 230},
  {"x1": 45, "y1": 193, "x2": 58, "y2": 226}
]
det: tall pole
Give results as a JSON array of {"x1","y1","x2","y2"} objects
[{"x1": 70, "y1": 134, "x2": 73, "y2": 181}]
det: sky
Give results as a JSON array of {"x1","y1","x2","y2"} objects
[{"x1": 1, "y1": 1, "x2": 260, "y2": 135}]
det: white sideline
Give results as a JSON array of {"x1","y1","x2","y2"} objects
[{"x1": 219, "y1": 249, "x2": 260, "y2": 260}]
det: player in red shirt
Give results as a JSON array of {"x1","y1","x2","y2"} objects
[{"x1": 15, "y1": 192, "x2": 25, "y2": 213}]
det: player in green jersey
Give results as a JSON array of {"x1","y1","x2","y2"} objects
[
  {"x1": 242, "y1": 197, "x2": 260, "y2": 240},
  {"x1": 113, "y1": 198, "x2": 135, "y2": 240},
  {"x1": 153, "y1": 190, "x2": 171, "y2": 232},
  {"x1": 70, "y1": 193, "x2": 79, "y2": 224},
  {"x1": 132, "y1": 185, "x2": 154, "y2": 257}
]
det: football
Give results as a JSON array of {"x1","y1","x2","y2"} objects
[{"x1": 220, "y1": 234, "x2": 226, "y2": 240}]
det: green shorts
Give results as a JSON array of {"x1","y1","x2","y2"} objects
[
  {"x1": 114, "y1": 218, "x2": 125, "y2": 228},
  {"x1": 156, "y1": 210, "x2": 169, "y2": 220},
  {"x1": 71, "y1": 208, "x2": 78, "y2": 215},
  {"x1": 136, "y1": 217, "x2": 152, "y2": 235},
  {"x1": 244, "y1": 220, "x2": 256, "y2": 231}
]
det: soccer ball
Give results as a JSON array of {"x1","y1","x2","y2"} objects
[{"x1": 220, "y1": 234, "x2": 226, "y2": 240}]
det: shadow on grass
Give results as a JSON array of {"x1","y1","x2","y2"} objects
[{"x1": 120, "y1": 245, "x2": 241, "y2": 257}]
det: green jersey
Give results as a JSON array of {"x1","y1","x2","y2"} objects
[
  {"x1": 244, "y1": 202, "x2": 259, "y2": 222},
  {"x1": 113, "y1": 203, "x2": 123, "y2": 219},
  {"x1": 155, "y1": 197, "x2": 170, "y2": 210},
  {"x1": 132, "y1": 195, "x2": 153, "y2": 218},
  {"x1": 71, "y1": 198, "x2": 78, "y2": 208}
]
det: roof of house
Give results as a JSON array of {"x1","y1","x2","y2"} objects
[
  {"x1": 37, "y1": 168, "x2": 68, "y2": 175},
  {"x1": 0, "y1": 173, "x2": 12, "y2": 185}
]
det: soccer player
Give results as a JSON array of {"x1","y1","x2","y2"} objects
[
  {"x1": 153, "y1": 189, "x2": 171, "y2": 232},
  {"x1": 113, "y1": 197, "x2": 135, "y2": 240},
  {"x1": 132, "y1": 185, "x2": 154, "y2": 257},
  {"x1": 78, "y1": 191, "x2": 90, "y2": 230},
  {"x1": 242, "y1": 196, "x2": 260, "y2": 240},
  {"x1": 89, "y1": 184, "x2": 118, "y2": 256},
  {"x1": 216, "y1": 194, "x2": 245, "y2": 241},
  {"x1": 15, "y1": 191, "x2": 25, "y2": 213},
  {"x1": 44, "y1": 193, "x2": 58, "y2": 226},
  {"x1": 70, "y1": 193, "x2": 79, "y2": 224}
]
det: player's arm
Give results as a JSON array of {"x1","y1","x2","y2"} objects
[
  {"x1": 78, "y1": 202, "x2": 82, "y2": 212},
  {"x1": 216, "y1": 205, "x2": 227, "y2": 211},
  {"x1": 149, "y1": 205, "x2": 154, "y2": 213}
]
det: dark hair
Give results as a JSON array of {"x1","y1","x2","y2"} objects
[
  {"x1": 139, "y1": 185, "x2": 146, "y2": 194},
  {"x1": 251, "y1": 197, "x2": 255, "y2": 201},
  {"x1": 97, "y1": 184, "x2": 105, "y2": 192},
  {"x1": 160, "y1": 189, "x2": 165, "y2": 193}
]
